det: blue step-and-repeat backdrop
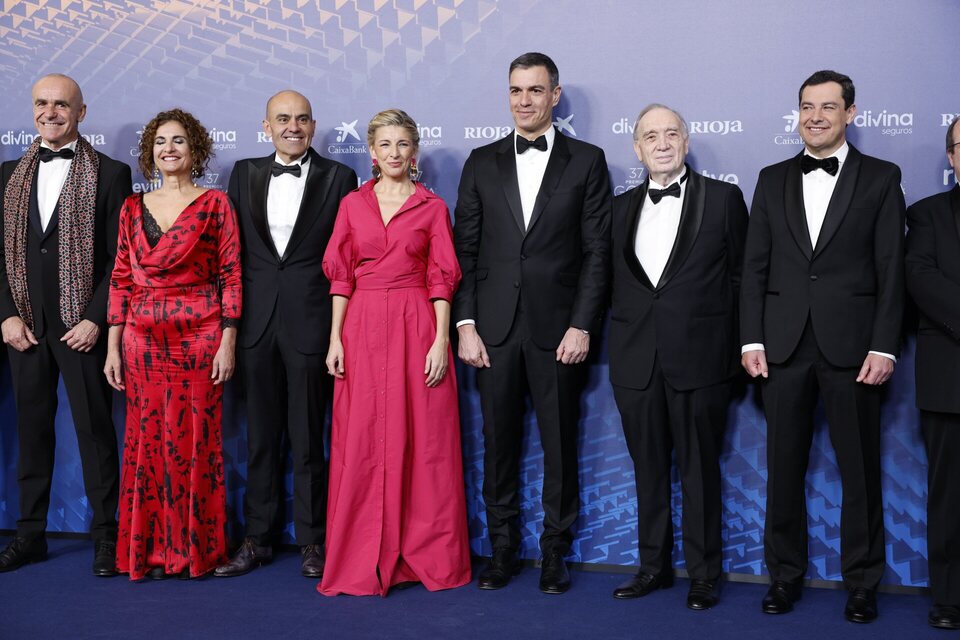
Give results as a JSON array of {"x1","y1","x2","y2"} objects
[{"x1": 0, "y1": 0, "x2": 956, "y2": 587}]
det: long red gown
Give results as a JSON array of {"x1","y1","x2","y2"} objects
[
  {"x1": 107, "y1": 190, "x2": 241, "y2": 580},
  {"x1": 318, "y1": 180, "x2": 471, "y2": 596}
]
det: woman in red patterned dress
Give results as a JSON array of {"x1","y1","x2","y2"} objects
[
  {"x1": 104, "y1": 108, "x2": 241, "y2": 580},
  {"x1": 319, "y1": 109, "x2": 471, "y2": 596}
]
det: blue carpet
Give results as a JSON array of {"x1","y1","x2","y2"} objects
[{"x1": 0, "y1": 537, "x2": 943, "y2": 639}]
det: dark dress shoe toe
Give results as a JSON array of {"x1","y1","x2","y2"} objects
[
  {"x1": 844, "y1": 587, "x2": 877, "y2": 623},
  {"x1": 147, "y1": 566, "x2": 171, "y2": 580},
  {"x1": 687, "y1": 578, "x2": 720, "y2": 610},
  {"x1": 0, "y1": 536, "x2": 48, "y2": 573},
  {"x1": 539, "y1": 550, "x2": 571, "y2": 595},
  {"x1": 478, "y1": 549, "x2": 520, "y2": 590},
  {"x1": 300, "y1": 544, "x2": 325, "y2": 578},
  {"x1": 612, "y1": 570, "x2": 674, "y2": 599},
  {"x1": 214, "y1": 539, "x2": 273, "y2": 578},
  {"x1": 930, "y1": 604, "x2": 960, "y2": 630},
  {"x1": 92, "y1": 540, "x2": 118, "y2": 577},
  {"x1": 762, "y1": 580, "x2": 802, "y2": 614}
]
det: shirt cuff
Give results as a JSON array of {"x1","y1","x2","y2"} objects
[
  {"x1": 868, "y1": 350, "x2": 897, "y2": 363},
  {"x1": 741, "y1": 343, "x2": 765, "y2": 354},
  {"x1": 455, "y1": 319, "x2": 476, "y2": 328}
]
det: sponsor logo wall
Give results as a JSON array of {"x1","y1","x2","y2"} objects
[{"x1": 0, "y1": 0, "x2": 954, "y2": 587}]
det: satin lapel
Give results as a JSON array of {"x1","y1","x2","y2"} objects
[
  {"x1": 784, "y1": 153, "x2": 813, "y2": 260},
  {"x1": 657, "y1": 168, "x2": 705, "y2": 291},
  {"x1": 951, "y1": 184, "x2": 960, "y2": 244},
  {"x1": 813, "y1": 145, "x2": 861, "y2": 258},
  {"x1": 527, "y1": 130, "x2": 571, "y2": 234},
  {"x1": 27, "y1": 170, "x2": 44, "y2": 238},
  {"x1": 248, "y1": 156, "x2": 279, "y2": 261},
  {"x1": 623, "y1": 182, "x2": 654, "y2": 290},
  {"x1": 41, "y1": 205, "x2": 59, "y2": 242},
  {"x1": 283, "y1": 150, "x2": 336, "y2": 260},
  {"x1": 495, "y1": 137, "x2": 525, "y2": 234}
]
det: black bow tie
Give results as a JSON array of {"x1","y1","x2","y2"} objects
[
  {"x1": 38, "y1": 147, "x2": 75, "y2": 163},
  {"x1": 516, "y1": 135, "x2": 548, "y2": 154},
  {"x1": 271, "y1": 162, "x2": 302, "y2": 178},
  {"x1": 801, "y1": 154, "x2": 840, "y2": 176},
  {"x1": 648, "y1": 181, "x2": 682, "y2": 205}
]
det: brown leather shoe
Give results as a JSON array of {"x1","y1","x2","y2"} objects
[
  {"x1": 214, "y1": 539, "x2": 273, "y2": 577},
  {"x1": 300, "y1": 544, "x2": 325, "y2": 578},
  {"x1": 0, "y1": 536, "x2": 47, "y2": 573}
]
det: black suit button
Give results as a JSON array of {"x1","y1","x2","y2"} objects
[
  {"x1": 513, "y1": 281, "x2": 520, "y2": 288},
  {"x1": 278, "y1": 264, "x2": 285, "y2": 271},
  {"x1": 809, "y1": 274, "x2": 818, "y2": 281},
  {"x1": 41, "y1": 248, "x2": 48, "y2": 255},
  {"x1": 652, "y1": 293, "x2": 660, "y2": 300},
  {"x1": 521, "y1": 254, "x2": 527, "y2": 260}
]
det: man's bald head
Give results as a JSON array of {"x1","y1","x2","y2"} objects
[
  {"x1": 263, "y1": 90, "x2": 316, "y2": 164},
  {"x1": 32, "y1": 74, "x2": 86, "y2": 150}
]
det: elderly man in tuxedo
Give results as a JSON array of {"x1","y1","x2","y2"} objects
[
  {"x1": 608, "y1": 104, "x2": 748, "y2": 610},
  {"x1": 454, "y1": 52, "x2": 612, "y2": 594},
  {"x1": 216, "y1": 90, "x2": 357, "y2": 579},
  {"x1": 741, "y1": 70, "x2": 904, "y2": 623},
  {"x1": 0, "y1": 74, "x2": 130, "y2": 575},
  {"x1": 905, "y1": 115, "x2": 960, "y2": 630}
]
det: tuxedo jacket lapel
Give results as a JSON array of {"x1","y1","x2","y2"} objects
[
  {"x1": 784, "y1": 153, "x2": 813, "y2": 260},
  {"x1": 813, "y1": 145, "x2": 861, "y2": 258},
  {"x1": 623, "y1": 183, "x2": 655, "y2": 290},
  {"x1": 657, "y1": 168, "x2": 705, "y2": 291},
  {"x1": 495, "y1": 137, "x2": 525, "y2": 234},
  {"x1": 527, "y1": 131, "x2": 571, "y2": 234},
  {"x1": 248, "y1": 156, "x2": 280, "y2": 261},
  {"x1": 283, "y1": 149, "x2": 336, "y2": 260},
  {"x1": 952, "y1": 184, "x2": 960, "y2": 243}
]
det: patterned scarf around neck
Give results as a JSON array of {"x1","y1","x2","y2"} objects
[{"x1": 3, "y1": 137, "x2": 99, "y2": 330}]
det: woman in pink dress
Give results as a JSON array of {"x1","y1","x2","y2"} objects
[{"x1": 319, "y1": 109, "x2": 471, "y2": 596}]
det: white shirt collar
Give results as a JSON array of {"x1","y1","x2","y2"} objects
[
  {"x1": 39, "y1": 138, "x2": 78, "y2": 152},
  {"x1": 648, "y1": 165, "x2": 688, "y2": 191},
  {"x1": 273, "y1": 151, "x2": 311, "y2": 168},
  {"x1": 804, "y1": 141, "x2": 849, "y2": 164}
]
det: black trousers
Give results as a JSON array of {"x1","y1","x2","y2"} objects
[
  {"x1": 239, "y1": 310, "x2": 329, "y2": 547},
  {"x1": 613, "y1": 360, "x2": 730, "y2": 580},
  {"x1": 6, "y1": 322, "x2": 118, "y2": 543},
  {"x1": 762, "y1": 321, "x2": 884, "y2": 589},
  {"x1": 476, "y1": 303, "x2": 585, "y2": 555},
  {"x1": 921, "y1": 409, "x2": 960, "y2": 606}
]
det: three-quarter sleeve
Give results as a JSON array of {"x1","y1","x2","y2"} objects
[
  {"x1": 323, "y1": 199, "x2": 356, "y2": 298},
  {"x1": 216, "y1": 193, "x2": 242, "y2": 323},
  {"x1": 107, "y1": 196, "x2": 136, "y2": 326},
  {"x1": 425, "y1": 203, "x2": 462, "y2": 302}
]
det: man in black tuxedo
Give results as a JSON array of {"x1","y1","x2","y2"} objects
[
  {"x1": 0, "y1": 74, "x2": 130, "y2": 575},
  {"x1": 741, "y1": 70, "x2": 904, "y2": 622},
  {"x1": 905, "y1": 115, "x2": 960, "y2": 631},
  {"x1": 454, "y1": 52, "x2": 612, "y2": 594},
  {"x1": 216, "y1": 90, "x2": 357, "y2": 579},
  {"x1": 608, "y1": 104, "x2": 748, "y2": 610}
]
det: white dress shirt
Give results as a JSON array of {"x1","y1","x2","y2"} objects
[
  {"x1": 456, "y1": 127, "x2": 556, "y2": 329},
  {"x1": 635, "y1": 168, "x2": 687, "y2": 287},
  {"x1": 266, "y1": 152, "x2": 309, "y2": 258},
  {"x1": 741, "y1": 142, "x2": 894, "y2": 363},
  {"x1": 37, "y1": 139, "x2": 77, "y2": 231},
  {"x1": 516, "y1": 126, "x2": 555, "y2": 229}
]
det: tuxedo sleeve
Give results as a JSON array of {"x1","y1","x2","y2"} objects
[
  {"x1": 0, "y1": 162, "x2": 20, "y2": 321},
  {"x1": 569, "y1": 148, "x2": 612, "y2": 333},
  {"x1": 83, "y1": 159, "x2": 132, "y2": 328},
  {"x1": 740, "y1": 170, "x2": 772, "y2": 346},
  {"x1": 725, "y1": 184, "x2": 750, "y2": 342},
  {"x1": 227, "y1": 160, "x2": 243, "y2": 212},
  {"x1": 869, "y1": 165, "x2": 906, "y2": 356},
  {"x1": 334, "y1": 166, "x2": 359, "y2": 203},
  {"x1": 905, "y1": 199, "x2": 960, "y2": 341},
  {"x1": 452, "y1": 150, "x2": 482, "y2": 323}
]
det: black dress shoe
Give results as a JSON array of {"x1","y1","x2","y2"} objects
[
  {"x1": 148, "y1": 566, "x2": 172, "y2": 580},
  {"x1": 929, "y1": 604, "x2": 960, "y2": 630},
  {"x1": 844, "y1": 587, "x2": 878, "y2": 623},
  {"x1": 0, "y1": 536, "x2": 47, "y2": 573},
  {"x1": 687, "y1": 578, "x2": 720, "y2": 610},
  {"x1": 539, "y1": 550, "x2": 571, "y2": 595},
  {"x1": 761, "y1": 580, "x2": 802, "y2": 614},
  {"x1": 92, "y1": 540, "x2": 117, "y2": 577},
  {"x1": 478, "y1": 548, "x2": 520, "y2": 590},
  {"x1": 213, "y1": 539, "x2": 273, "y2": 577},
  {"x1": 612, "y1": 570, "x2": 674, "y2": 599},
  {"x1": 300, "y1": 544, "x2": 325, "y2": 578}
]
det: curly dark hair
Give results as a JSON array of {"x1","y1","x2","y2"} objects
[{"x1": 138, "y1": 107, "x2": 214, "y2": 179}]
